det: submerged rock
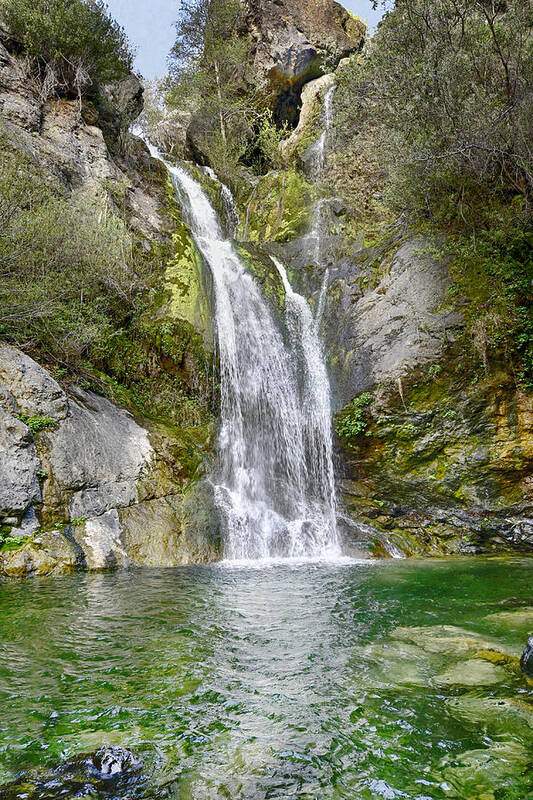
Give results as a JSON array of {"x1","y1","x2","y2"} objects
[
  {"x1": 485, "y1": 607, "x2": 533, "y2": 630},
  {"x1": 446, "y1": 695, "x2": 533, "y2": 732},
  {"x1": 438, "y1": 740, "x2": 529, "y2": 798},
  {"x1": 0, "y1": 747, "x2": 144, "y2": 799},
  {"x1": 390, "y1": 625, "x2": 512, "y2": 657},
  {"x1": 433, "y1": 658, "x2": 507, "y2": 687}
]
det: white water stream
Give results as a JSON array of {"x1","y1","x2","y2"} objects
[{"x1": 146, "y1": 94, "x2": 340, "y2": 561}]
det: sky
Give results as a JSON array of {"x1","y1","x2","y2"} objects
[{"x1": 105, "y1": 0, "x2": 383, "y2": 80}]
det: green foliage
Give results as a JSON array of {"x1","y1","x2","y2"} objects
[
  {"x1": 335, "y1": 392, "x2": 373, "y2": 439},
  {"x1": 0, "y1": 143, "x2": 214, "y2": 433},
  {"x1": 244, "y1": 110, "x2": 289, "y2": 174},
  {"x1": 428, "y1": 364, "x2": 442, "y2": 379},
  {"x1": 448, "y1": 211, "x2": 533, "y2": 387},
  {"x1": 0, "y1": 146, "x2": 139, "y2": 369},
  {"x1": 0, "y1": 0, "x2": 133, "y2": 97},
  {"x1": 92, "y1": 316, "x2": 214, "y2": 428},
  {"x1": 0, "y1": 529, "x2": 30, "y2": 552},
  {"x1": 166, "y1": 0, "x2": 284, "y2": 176},
  {"x1": 17, "y1": 414, "x2": 57, "y2": 434},
  {"x1": 166, "y1": 0, "x2": 249, "y2": 172},
  {"x1": 332, "y1": 0, "x2": 533, "y2": 386},
  {"x1": 342, "y1": 0, "x2": 533, "y2": 220}
]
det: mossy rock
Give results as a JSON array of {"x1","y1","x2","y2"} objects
[
  {"x1": 243, "y1": 169, "x2": 313, "y2": 244},
  {"x1": 235, "y1": 243, "x2": 286, "y2": 312}
]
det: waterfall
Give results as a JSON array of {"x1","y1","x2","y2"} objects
[
  {"x1": 202, "y1": 166, "x2": 240, "y2": 237},
  {"x1": 271, "y1": 256, "x2": 337, "y2": 538},
  {"x1": 145, "y1": 135, "x2": 340, "y2": 562},
  {"x1": 310, "y1": 85, "x2": 335, "y2": 316}
]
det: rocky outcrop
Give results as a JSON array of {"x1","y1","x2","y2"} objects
[
  {"x1": 242, "y1": 0, "x2": 365, "y2": 124},
  {"x1": 0, "y1": 27, "x2": 167, "y2": 241},
  {"x1": 0, "y1": 346, "x2": 220, "y2": 577},
  {"x1": 151, "y1": 109, "x2": 192, "y2": 161},
  {"x1": 0, "y1": 31, "x2": 219, "y2": 577}
]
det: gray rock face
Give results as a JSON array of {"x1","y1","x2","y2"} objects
[
  {"x1": 326, "y1": 238, "x2": 462, "y2": 405},
  {"x1": 47, "y1": 388, "x2": 153, "y2": 517},
  {"x1": 0, "y1": 345, "x2": 68, "y2": 420},
  {"x1": 151, "y1": 109, "x2": 192, "y2": 160},
  {"x1": 0, "y1": 406, "x2": 41, "y2": 518},
  {"x1": 0, "y1": 348, "x2": 219, "y2": 577},
  {"x1": 279, "y1": 233, "x2": 462, "y2": 409},
  {"x1": 243, "y1": 0, "x2": 365, "y2": 124}
]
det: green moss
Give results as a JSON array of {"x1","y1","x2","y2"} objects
[
  {"x1": 17, "y1": 415, "x2": 58, "y2": 434},
  {"x1": 235, "y1": 243, "x2": 285, "y2": 311},
  {"x1": 0, "y1": 526, "x2": 32, "y2": 552},
  {"x1": 243, "y1": 170, "x2": 313, "y2": 244},
  {"x1": 340, "y1": 356, "x2": 531, "y2": 554}
]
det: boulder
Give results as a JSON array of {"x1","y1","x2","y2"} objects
[{"x1": 0, "y1": 347, "x2": 220, "y2": 577}]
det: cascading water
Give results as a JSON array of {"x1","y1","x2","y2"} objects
[
  {"x1": 310, "y1": 85, "x2": 335, "y2": 318},
  {"x1": 271, "y1": 256, "x2": 337, "y2": 538},
  {"x1": 146, "y1": 129, "x2": 340, "y2": 561},
  {"x1": 170, "y1": 166, "x2": 339, "y2": 560}
]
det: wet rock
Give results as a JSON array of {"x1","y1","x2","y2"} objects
[
  {"x1": 0, "y1": 530, "x2": 80, "y2": 578},
  {"x1": 0, "y1": 747, "x2": 144, "y2": 799},
  {"x1": 438, "y1": 740, "x2": 529, "y2": 798},
  {"x1": 485, "y1": 607, "x2": 533, "y2": 630},
  {"x1": 446, "y1": 695, "x2": 533, "y2": 732},
  {"x1": 90, "y1": 746, "x2": 142, "y2": 779},
  {"x1": 361, "y1": 640, "x2": 429, "y2": 687},
  {"x1": 433, "y1": 658, "x2": 507, "y2": 687},
  {"x1": 391, "y1": 625, "x2": 512, "y2": 657},
  {"x1": 520, "y1": 636, "x2": 533, "y2": 677}
]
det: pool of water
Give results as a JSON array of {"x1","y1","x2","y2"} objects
[{"x1": 1, "y1": 557, "x2": 533, "y2": 799}]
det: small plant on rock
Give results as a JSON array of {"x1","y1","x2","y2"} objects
[
  {"x1": 18, "y1": 414, "x2": 58, "y2": 434},
  {"x1": 335, "y1": 392, "x2": 373, "y2": 439}
]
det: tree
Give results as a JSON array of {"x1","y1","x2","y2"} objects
[
  {"x1": 332, "y1": 0, "x2": 533, "y2": 384},
  {"x1": 166, "y1": 0, "x2": 273, "y2": 173},
  {"x1": 0, "y1": 0, "x2": 134, "y2": 100},
  {"x1": 346, "y1": 0, "x2": 533, "y2": 218}
]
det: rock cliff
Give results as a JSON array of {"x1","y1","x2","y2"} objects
[
  {"x1": 233, "y1": 64, "x2": 533, "y2": 556},
  {"x1": 0, "y1": 346, "x2": 219, "y2": 577},
  {"x1": 0, "y1": 27, "x2": 219, "y2": 576},
  {"x1": 242, "y1": 0, "x2": 365, "y2": 124}
]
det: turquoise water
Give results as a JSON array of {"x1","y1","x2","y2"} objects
[{"x1": 1, "y1": 558, "x2": 533, "y2": 798}]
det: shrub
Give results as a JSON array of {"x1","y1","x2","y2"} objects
[
  {"x1": 0, "y1": 0, "x2": 133, "y2": 98},
  {"x1": 448, "y1": 210, "x2": 533, "y2": 387},
  {"x1": 0, "y1": 146, "x2": 138, "y2": 369},
  {"x1": 335, "y1": 393, "x2": 373, "y2": 439}
]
